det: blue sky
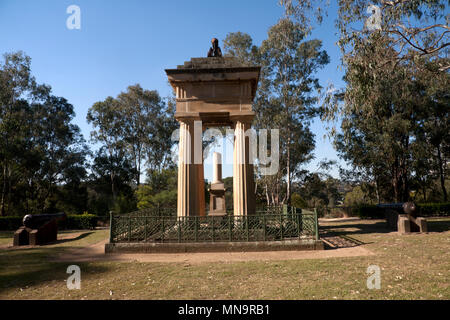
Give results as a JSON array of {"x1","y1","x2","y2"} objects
[{"x1": 0, "y1": 0, "x2": 346, "y2": 181}]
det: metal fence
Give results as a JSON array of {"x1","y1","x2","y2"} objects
[{"x1": 109, "y1": 206, "x2": 319, "y2": 243}]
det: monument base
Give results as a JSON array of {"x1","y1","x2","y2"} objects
[{"x1": 105, "y1": 239, "x2": 324, "y2": 254}]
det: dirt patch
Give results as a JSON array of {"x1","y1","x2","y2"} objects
[{"x1": 54, "y1": 238, "x2": 374, "y2": 264}]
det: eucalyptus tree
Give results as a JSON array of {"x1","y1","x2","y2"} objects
[
  {"x1": 280, "y1": 0, "x2": 449, "y2": 71},
  {"x1": 117, "y1": 84, "x2": 168, "y2": 185},
  {"x1": 87, "y1": 96, "x2": 128, "y2": 199},
  {"x1": 0, "y1": 52, "x2": 35, "y2": 215},
  {"x1": 223, "y1": 20, "x2": 329, "y2": 205},
  {"x1": 258, "y1": 19, "x2": 329, "y2": 204},
  {"x1": 0, "y1": 51, "x2": 88, "y2": 215}
]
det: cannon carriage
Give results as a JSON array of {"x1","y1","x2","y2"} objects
[
  {"x1": 377, "y1": 202, "x2": 427, "y2": 234},
  {"x1": 13, "y1": 212, "x2": 67, "y2": 246}
]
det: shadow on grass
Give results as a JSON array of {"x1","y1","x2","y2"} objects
[
  {"x1": 427, "y1": 219, "x2": 450, "y2": 233},
  {"x1": 320, "y1": 221, "x2": 392, "y2": 235},
  {"x1": 55, "y1": 232, "x2": 93, "y2": 244},
  {"x1": 0, "y1": 247, "x2": 110, "y2": 295}
]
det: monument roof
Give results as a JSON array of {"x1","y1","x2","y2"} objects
[{"x1": 165, "y1": 57, "x2": 260, "y2": 74}]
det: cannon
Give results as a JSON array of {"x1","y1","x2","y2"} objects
[
  {"x1": 13, "y1": 212, "x2": 66, "y2": 246},
  {"x1": 377, "y1": 202, "x2": 427, "y2": 234}
]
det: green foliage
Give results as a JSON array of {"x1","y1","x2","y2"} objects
[
  {"x1": 224, "y1": 20, "x2": 329, "y2": 206},
  {"x1": 350, "y1": 202, "x2": 450, "y2": 219},
  {"x1": 418, "y1": 203, "x2": 450, "y2": 217},
  {"x1": 0, "y1": 216, "x2": 22, "y2": 230},
  {"x1": 0, "y1": 51, "x2": 88, "y2": 216},
  {"x1": 291, "y1": 193, "x2": 307, "y2": 209},
  {"x1": 59, "y1": 214, "x2": 98, "y2": 230},
  {"x1": 352, "y1": 205, "x2": 384, "y2": 219},
  {"x1": 344, "y1": 185, "x2": 377, "y2": 207},
  {"x1": 0, "y1": 213, "x2": 99, "y2": 230},
  {"x1": 136, "y1": 168, "x2": 178, "y2": 209}
]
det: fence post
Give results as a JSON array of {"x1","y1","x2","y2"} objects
[
  {"x1": 128, "y1": 215, "x2": 131, "y2": 242},
  {"x1": 161, "y1": 216, "x2": 165, "y2": 243},
  {"x1": 109, "y1": 211, "x2": 113, "y2": 243},
  {"x1": 178, "y1": 217, "x2": 182, "y2": 243},
  {"x1": 283, "y1": 204, "x2": 288, "y2": 216},
  {"x1": 144, "y1": 216, "x2": 148, "y2": 242},
  {"x1": 212, "y1": 216, "x2": 215, "y2": 242},
  {"x1": 228, "y1": 215, "x2": 232, "y2": 241},
  {"x1": 246, "y1": 215, "x2": 249, "y2": 241},
  {"x1": 314, "y1": 208, "x2": 319, "y2": 240},
  {"x1": 280, "y1": 213, "x2": 284, "y2": 240},
  {"x1": 195, "y1": 216, "x2": 198, "y2": 242},
  {"x1": 263, "y1": 215, "x2": 266, "y2": 241}
]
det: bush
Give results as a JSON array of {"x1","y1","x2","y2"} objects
[
  {"x1": 59, "y1": 214, "x2": 98, "y2": 230},
  {"x1": 0, "y1": 213, "x2": 98, "y2": 231},
  {"x1": 417, "y1": 202, "x2": 450, "y2": 217},
  {"x1": 351, "y1": 202, "x2": 450, "y2": 219},
  {"x1": 0, "y1": 216, "x2": 23, "y2": 230},
  {"x1": 352, "y1": 205, "x2": 385, "y2": 219}
]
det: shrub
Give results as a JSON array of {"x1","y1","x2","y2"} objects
[
  {"x1": 0, "y1": 213, "x2": 98, "y2": 231},
  {"x1": 59, "y1": 214, "x2": 98, "y2": 230},
  {"x1": 0, "y1": 216, "x2": 23, "y2": 230},
  {"x1": 417, "y1": 203, "x2": 450, "y2": 217},
  {"x1": 352, "y1": 205, "x2": 385, "y2": 219}
]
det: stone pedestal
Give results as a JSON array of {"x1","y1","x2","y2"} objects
[
  {"x1": 397, "y1": 214, "x2": 428, "y2": 234},
  {"x1": 209, "y1": 152, "x2": 226, "y2": 216}
]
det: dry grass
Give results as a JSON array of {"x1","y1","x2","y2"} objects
[{"x1": 0, "y1": 220, "x2": 448, "y2": 300}]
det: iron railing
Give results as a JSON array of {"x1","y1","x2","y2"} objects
[{"x1": 109, "y1": 206, "x2": 319, "y2": 243}]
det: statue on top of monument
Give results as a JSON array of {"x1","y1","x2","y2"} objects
[{"x1": 207, "y1": 38, "x2": 222, "y2": 57}]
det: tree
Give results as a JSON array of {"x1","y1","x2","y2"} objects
[
  {"x1": 136, "y1": 168, "x2": 177, "y2": 209},
  {"x1": 87, "y1": 97, "x2": 129, "y2": 199},
  {"x1": 281, "y1": 0, "x2": 449, "y2": 71},
  {"x1": 257, "y1": 19, "x2": 329, "y2": 204},
  {"x1": 223, "y1": 22, "x2": 329, "y2": 205},
  {"x1": 0, "y1": 51, "x2": 88, "y2": 215},
  {"x1": 0, "y1": 52, "x2": 35, "y2": 215},
  {"x1": 325, "y1": 34, "x2": 447, "y2": 202},
  {"x1": 117, "y1": 84, "x2": 174, "y2": 184},
  {"x1": 223, "y1": 32, "x2": 259, "y2": 64}
]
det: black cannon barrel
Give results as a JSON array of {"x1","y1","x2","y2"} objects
[
  {"x1": 376, "y1": 202, "x2": 417, "y2": 216},
  {"x1": 23, "y1": 212, "x2": 66, "y2": 229}
]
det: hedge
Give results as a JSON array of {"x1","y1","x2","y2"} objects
[
  {"x1": 352, "y1": 202, "x2": 450, "y2": 219},
  {"x1": 0, "y1": 216, "x2": 23, "y2": 230},
  {"x1": 418, "y1": 202, "x2": 450, "y2": 217},
  {"x1": 352, "y1": 205, "x2": 385, "y2": 219},
  {"x1": 0, "y1": 214, "x2": 98, "y2": 231},
  {"x1": 58, "y1": 214, "x2": 98, "y2": 230}
]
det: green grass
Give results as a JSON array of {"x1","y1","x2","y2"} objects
[{"x1": 0, "y1": 220, "x2": 448, "y2": 300}]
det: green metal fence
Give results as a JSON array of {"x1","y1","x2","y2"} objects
[{"x1": 110, "y1": 206, "x2": 319, "y2": 243}]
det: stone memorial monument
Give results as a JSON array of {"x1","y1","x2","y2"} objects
[{"x1": 165, "y1": 39, "x2": 260, "y2": 217}]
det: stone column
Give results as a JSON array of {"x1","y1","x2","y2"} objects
[
  {"x1": 177, "y1": 120, "x2": 205, "y2": 217},
  {"x1": 232, "y1": 120, "x2": 256, "y2": 216}
]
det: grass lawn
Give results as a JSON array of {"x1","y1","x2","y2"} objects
[{"x1": 0, "y1": 219, "x2": 448, "y2": 300}]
